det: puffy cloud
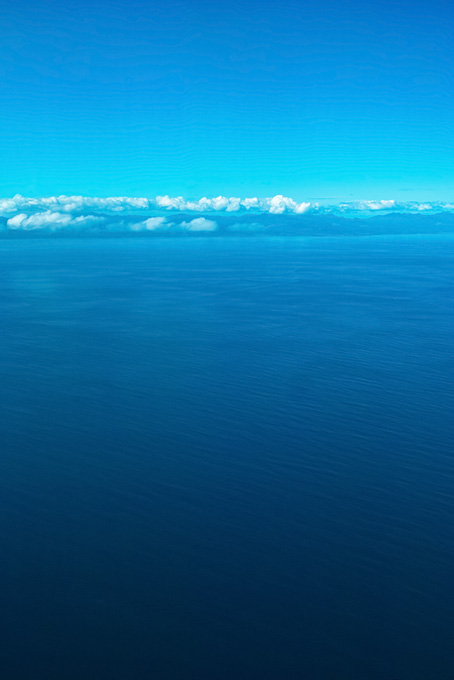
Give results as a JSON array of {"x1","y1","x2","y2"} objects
[
  {"x1": 211, "y1": 196, "x2": 230, "y2": 211},
  {"x1": 154, "y1": 195, "x2": 186, "y2": 210},
  {"x1": 130, "y1": 217, "x2": 217, "y2": 232},
  {"x1": 0, "y1": 198, "x2": 23, "y2": 214},
  {"x1": 6, "y1": 211, "x2": 105, "y2": 230},
  {"x1": 178, "y1": 218, "x2": 217, "y2": 231},
  {"x1": 7, "y1": 211, "x2": 72, "y2": 230},
  {"x1": 336, "y1": 199, "x2": 396, "y2": 213},
  {"x1": 362, "y1": 199, "x2": 396, "y2": 210},
  {"x1": 267, "y1": 195, "x2": 311, "y2": 214},
  {"x1": 241, "y1": 197, "x2": 260, "y2": 209},
  {"x1": 131, "y1": 217, "x2": 167, "y2": 231}
]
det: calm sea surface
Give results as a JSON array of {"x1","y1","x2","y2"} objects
[{"x1": 0, "y1": 235, "x2": 453, "y2": 679}]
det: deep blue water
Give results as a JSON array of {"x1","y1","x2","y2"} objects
[{"x1": 0, "y1": 235, "x2": 453, "y2": 680}]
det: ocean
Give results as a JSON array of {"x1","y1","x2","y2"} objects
[{"x1": 0, "y1": 234, "x2": 453, "y2": 679}]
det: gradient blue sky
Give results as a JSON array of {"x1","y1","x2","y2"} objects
[{"x1": 1, "y1": 0, "x2": 453, "y2": 200}]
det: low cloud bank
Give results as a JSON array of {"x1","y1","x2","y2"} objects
[
  {"x1": 2, "y1": 194, "x2": 454, "y2": 220},
  {"x1": 130, "y1": 217, "x2": 217, "y2": 232},
  {"x1": 6, "y1": 211, "x2": 106, "y2": 230},
  {"x1": 0, "y1": 194, "x2": 313, "y2": 216},
  {"x1": 0, "y1": 194, "x2": 453, "y2": 236}
]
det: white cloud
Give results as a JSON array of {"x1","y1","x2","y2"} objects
[
  {"x1": 6, "y1": 213, "x2": 30, "y2": 228},
  {"x1": 131, "y1": 217, "x2": 167, "y2": 231},
  {"x1": 336, "y1": 199, "x2": 396, "y2": 213},
  {"x1": 7, "y1": 211, "x2": 72, "y2": 230},
  {"x1": 268, "y1": 195, "x2": 311, "y2": 214},
  {"x1": 211, "y1": 196, "x2": 230, "y2": 210},
  {"x1": 362, "y1": 199, "x2": 396, "y2": 210},
  {"x1": 130, "y1": 216, "x2": 217, "y2": 232},
  {"x1": 6, "y1": 211, "x2": 105, "y2": 230},
  {"x1": 178, "y1": 218, "x2": 217, "y2": 231},
  {"x1": 242, "y1": 197, "x2": 260, "y2": 209},
  {"x1": 0, "y1": 198, "x2": 23, "y2": 214},
  {"x1": 155, "y1": 195, "x2": 186, "y2": 210}
]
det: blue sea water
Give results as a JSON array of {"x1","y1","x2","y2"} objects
[{"x1": 0, "y1": 234, "x2": 453, "y2": 680}]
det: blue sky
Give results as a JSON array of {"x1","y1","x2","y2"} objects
[{"x1": 1, "y1": 0, "x2": 453, "y2": 201}]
